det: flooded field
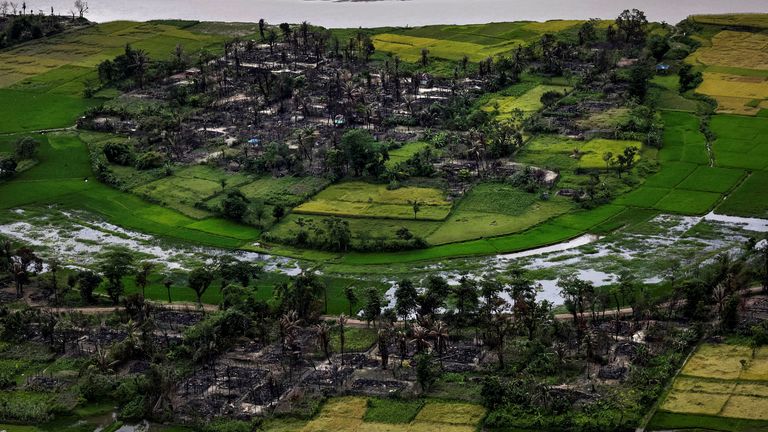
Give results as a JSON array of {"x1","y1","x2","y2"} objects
[{"x1": 2, "y1": 207, "x2": 765, "y2": 306}]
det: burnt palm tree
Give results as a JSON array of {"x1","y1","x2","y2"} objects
[
  {"x1": 429, "y1": 320, "x2": 449, "y2": 361},
  {"x1": 378, "y1": 327, "x2": 391, "y2": 370},
  {"x1": 313, "y1": 322, "x2": 331, "y2": 363},
  {"x1": 411, "y1": 325, "x2": 430, "y2": 354},
  {"x1": 337, "y1": 314, "x2": 348, "y2": 365}
]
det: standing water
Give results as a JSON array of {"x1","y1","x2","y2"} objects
[{"x1": 24, "y1": 0, "x2": 768, "y2": 27}]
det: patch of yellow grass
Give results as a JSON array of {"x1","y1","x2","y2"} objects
[
  {"x1": 484, "y1": 84, "x2": 571, "y2": 117},
  {"x1": 692, "y1": 14, "x2": 768, "y2": 30},
  {"x1": 372, "y1": 33, "x2": 520, "y2": 62},
  {"x1": 696, "y1": 31, "x2": 768, "y2": 70},
  {"x1": 522, "y1": 20, "x2": 583, "y2": 33},
  {"x1": 735, "y1": 382, "x2": 768, "y2": 398},
  {"x1": 742, "y1": 357, "x2": 768, "y2": 381},
  {"x1": 710, "y1": 96, "x2": 762, "y2": 116},
  {"x1": 301, "y1": 416, "x2": 363, "y2": 432},
  {"x1": 681, "y1": 344, "x2": 751, "y2": 380},
  {"x1": 698, "y1": 73, "x2": 768, "y2": 99},
  {"x1": 672, "y1": 376, "x2": 735, "y2": 394},
  {"x1": 414, "y1": 402, "x2": 486, "y2": 425},
  {"x1": 720, "y1": 395, "x2": 768, "y2": 420},
  {"x1": 294, "y1": 181, "x2": 452, "y2": 221},
  {"x1": 357, "y1": 422, "x2": 407, "y2": 432},
  {"x1": 319, "y1": 396, "x2": 368, "y2": 419},
  {"x1": 408, "y1": 422, "x2": 476, "y2": 432},
  {"x1": 660, "y1": 389, "x2": 730, "y2": 415}
]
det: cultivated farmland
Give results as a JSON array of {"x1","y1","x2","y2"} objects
[
  {"x1": 294, "y1": 181, "x2": 452, "y2": 221},
  {"x1": 0, "y1": 21, "x2": 227, "y2": 134},
  {"x1": 372, "y1": 20, "x2": 586, "y2": 62},
  {"x1": 297, "y1": 397, "x2": 485, "y2": 432},
  {"x1": 651, "y1": 343, "x2": 768, "y2": 431}
]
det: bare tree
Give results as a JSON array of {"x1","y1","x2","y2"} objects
[
  {"x1": 9, "y1": 2, "x2": 18, "y2": 15},
  {"x1": 0, "y1": 2, "x2": 9, "y2": 16},
  {"x1": 73, "y1": 0, "x2": 88, "y2": 18}
]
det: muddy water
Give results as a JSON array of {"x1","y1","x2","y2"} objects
[{"x1": 25, "y1": 0, "x2": 768, "y2": 27}]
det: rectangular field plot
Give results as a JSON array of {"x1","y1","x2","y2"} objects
[
  {"x1": 681, "y1": 344, "x2": 752, "y2": 380},
  {"x1": 659, "y1": 111, "x2": 709, "y2": 164},
  {"x1": 237, "y1": 175, "x2": 329, "y2": 207},
  {"x1": 614, "y1": 187, "x2": 670, "y2": 208},
  {"x1": 413, "y1": 402, "x2": 486, "y2": 426},
  {"x1": 643, "y1": 162, "x2": 698, "y2": 188},
  {"x1": 294, "y1": 181, "x2": 451, "y2": 221},
  {"x1": 386, "y1": 141, "x2": 431, "y2": 168},
  {"x1": 484, "y1": 84, "x2": 571, "y2": 117},
  {"x1": 425, "y1": 183, "x2": 574, "y2": 244},
  {"x1": 520, "y1": 135, "x2": 642, "y2": 170},
  {"x1": 721, "y1": 395, "x2": 768, "y2": 420},
  {"x1": 711, "y1": 115, "x2": 768, "y2": 169},
  {"x1": 676, "y1": 166, "x2": 745, "y2": 193},
  {"x1": 696, "y1": 31, "x2": 768, "y2": 71},
  {"x1": 660, "y1": 389, "x2": 730, "y2": 415},
  {"x1": 298, "y1": 397, "x2": 485, "y2": 432},
  {"x1": 654, "y1": 343, "x2": 768, "y2": 428},
  {"x1": 653, "y1": 189, "x2": 721, "y2": 215},
  {"x1": 372, "y1": 33, "x2": 517, "y2": 62},
  {"x1": 133, "y1": 165, "x2": 250, "y2": 219}
]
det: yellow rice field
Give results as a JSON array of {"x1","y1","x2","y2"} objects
[
  {"x1": 695, "y1": 31, "x2": 768, "y2": 71},
  {"x1": 658, "y1": 344, "x2": 768, "y2": 421},
  {"x1": 696, "y1": 73, "x2": 768, "y2": 115},
  {"x1": 297, "y1": 397, "x2": 484, "y2": 432}
]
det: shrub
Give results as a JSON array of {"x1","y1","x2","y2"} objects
[
  {"x1": 103, "y1": 141, "x2": 135, "y2": 166},
  {"x1": 134, "y1": 151, "x2": 165, "y2": 170},
  {"x1": 14, "y1": 136, "x2": 39, "y2": 160}
]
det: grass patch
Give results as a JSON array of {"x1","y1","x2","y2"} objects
[
  {"x1": 484, "y1": 84, "x2": 571, "y2": 117},
  {"x1": 386, "y1": 142, "x2": 431, "y2": 168},
  {"x1": 294, "y1": 181, "x2": 451, "y2": 221},
  {"x1": 676, "y1": 166, "x2": 745, "y2": 193},
  {"x1": 653, "y1": 189, "x2": 722, "y2": 214},
  {"x1": 414, "y1": 401, "x2": 485, "y2": 426},
  {"x1": 0, "y1": 89, "x2": 102, "y2": 133},
  {"x1": 614, "y1": 187, "x2": 671, "y2": 208},
  {"x1": 364, "y1": 399, "x2": 424, "y2": 424},
  {"x1": 717, "y1": 171, "x2": 768, "y2": 217},
  {"x1": 643, "y1": 162, "x2": 698, "y2": 188}
]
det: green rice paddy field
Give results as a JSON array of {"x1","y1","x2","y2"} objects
[{"x1": 2, "y1": 19, "x2": 768, "y2": 268}]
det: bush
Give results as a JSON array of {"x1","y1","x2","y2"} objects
[
  {"x1": 14, "y1": 136, "x2": 39, "y2": 160},
  {"x1": 134, "y1": 151, "x2": 165, "y2": 170},
  {"x1": 203, "y1": 420, "x2": 257, "y2": 432},
  {"x1": 103, "y1": 141, "x2": 135, "y2": 166},
  {"x1": 79, "y1": 372, "x2": 117, "y2": 401}
]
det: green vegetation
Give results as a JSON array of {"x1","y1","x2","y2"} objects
[
  {"x1": 363, "y1": 399, "x2": 425, "y2": 423},
  {"x1": 0, "y1": 132, "x2": 260, "y2": 248},
  {"x1": 717, "y1": 171, "x2": 768, "y2": 217},
  {"x1": 294, "y1": 181, "x2": 452, "y2": 221}
]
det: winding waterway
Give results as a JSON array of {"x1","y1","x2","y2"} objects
[{"x1": 25, "y1": 0, "x2": 768, "y2": 27}]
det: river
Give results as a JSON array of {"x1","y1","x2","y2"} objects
[{"x1": 23, "y1": 0, "x2": 768, "y2": 27}]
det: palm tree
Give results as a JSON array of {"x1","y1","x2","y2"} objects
[
  {"x1": 163, "y1": 277, "x2": 173, "y2": 303},
  {"x1": 338, "y1": 314, "x2": 348, "y2": 365},
  {"x1": 136, "y1": 261, "x2": 154, "y2": 298},
  {"x1": 313, "y1": 322, "x2": 331, "y2": 363},
  {"x1": 429, "y1": 320, "x2": 449, "y2": 361},
  {"x1": 378, "y1": 327, "x2": 390, "y2": 369},
  {"x1": 396, "y1": 329, "x2": 408, "y2": 368},
  {"x1": 411, "y1": 325, "x2": 430, "y2": 354},
  {"x1": 48, "y1": 258, "x2": 60, "y2": 304},
  {"x1": 132, "y1": 49, "x2": 149, "y2": 88}
]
